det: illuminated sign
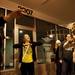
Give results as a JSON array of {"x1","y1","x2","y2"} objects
[{"x1": 18, "y1": 6, "x2": 33, "y2": 15}]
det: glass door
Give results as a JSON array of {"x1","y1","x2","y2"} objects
[{"x1": 15, "y1": 24, "x2": 35, "y2": 43}]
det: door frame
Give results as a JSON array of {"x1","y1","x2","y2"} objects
[{"x1": 14, "y1": 24, "x2": 36, "y2": 44}]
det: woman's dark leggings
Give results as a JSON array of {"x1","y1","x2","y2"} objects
[{"x1": 20, "y1": 62, "x2": 34, "y2": 75}]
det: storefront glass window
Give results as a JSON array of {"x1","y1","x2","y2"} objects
[
  {"x1": 0, "y1": 8, "x2": 14, "y2": 70},
  {"x1": 5, "y1": 10, "x2": 14, "y2": 69},
  {"x1": 36, "y1": 19, "x2": 55, "y2": 63}
]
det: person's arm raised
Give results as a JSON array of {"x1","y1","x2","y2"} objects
[{"x1": 3, "y1": 9, "x2": 22, "y2": 22}]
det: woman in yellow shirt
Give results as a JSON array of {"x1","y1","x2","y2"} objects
[{"x1": 14, "y1": 34, "x2": 42, "y2": 75}]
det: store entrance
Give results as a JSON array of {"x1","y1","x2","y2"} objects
[{"x1": 15, "y1": 24, "x2": 35, "y2": 43}]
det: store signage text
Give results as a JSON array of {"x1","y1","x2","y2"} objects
[{"x1": 18, "y1": 6, "x2": 33, "y2": 15}]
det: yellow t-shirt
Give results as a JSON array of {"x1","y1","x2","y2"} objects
[{"x1": 22, "y1": 45, "x2": 33, "y2": 63}]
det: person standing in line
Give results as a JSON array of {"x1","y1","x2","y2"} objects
[
  {"x1": 13, "y1": 34, "x2": 42, "y2": 75},
  {"x1": 54, "y1": 40, "x2": 63, "y2": 75},
  {"x1": 62, "y1": 34, "x2": 74, "y2": 75},
  {"x1": 71, "y1": 23, "x2": 75, "y2": 73}
]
